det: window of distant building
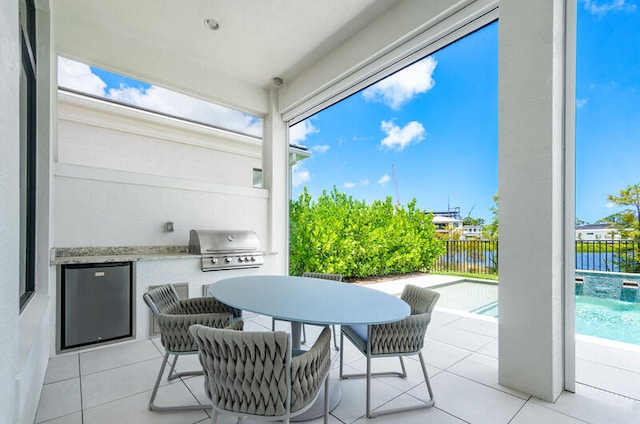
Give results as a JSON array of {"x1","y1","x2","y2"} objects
[{"x1": 57, "y1": 57, "x2": 263, "y2": 139}]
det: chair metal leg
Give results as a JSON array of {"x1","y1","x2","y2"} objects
[
  {"x1": 323, "y1": 375, "x2": 329, "y2": 424},
  {"x1": 339, "y1": 331, "x2": 345, "y2": 378},
  {"x1": 331, "y1": 325, "x2": 339, "y2": 351},
  {"x1": 366, "y1": 352, "x2": 435, "y2": 418},
  {"x1": 167, "y1": 353, "x2": 204, "y2": 381},
  {"x1": 340, "y1": 332, "x2": 406, "y2": 380},
  {"x1": 366, "y1": 354, "x2": 372, "y2": 418},
  {"x1": 340, "y1": 333, "x2": 435, "y2": 418},
  {"x1": 418, "y1": 351, "x2": 435, "y2": 407},
  {"x1": 398, "y1": 356, "x2": 407, "y2": 378},
  {"x1": 148, "y1": 352, "x2": 211, "y2": 411}
]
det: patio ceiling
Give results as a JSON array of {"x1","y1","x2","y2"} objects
[{"x1": 52, "y1": 0, "x2": 399, "y2": 113}]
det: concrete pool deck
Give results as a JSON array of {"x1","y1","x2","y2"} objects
[
  {"x1": 364, "y1": 273, "x2": 640, "y2": 402},
  {"x1": 36, "y1": 273, "x2": 640, "y2": 423}
]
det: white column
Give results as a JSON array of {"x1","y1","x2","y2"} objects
[
  {"x1": 498, "y1": 0, "x2": 574, "y2": 401},
  {"x1": 262, "y1": 88, "x2": 289, "y2": 274}
]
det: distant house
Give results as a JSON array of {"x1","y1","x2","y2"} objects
[
  {"x1": 575, "y1": 223, "x2": 620, "y2": 241},
  {"x1": 458, "y1": 224, "x2": 483, "y2": 240},
  {"x1": 431, "y1": 215, "x2": 463, "y2": 236}
]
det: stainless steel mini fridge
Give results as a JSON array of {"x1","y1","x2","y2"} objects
[{"x1": 60, "y1": 262, "x2": 133, "y2": 350}]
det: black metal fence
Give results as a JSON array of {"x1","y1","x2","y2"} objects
[
  {"x1": 432, "y1": 240, "x2": 498, "y2": 274},
  {"x1": 575, "y1": 240, "x2": 638, "y2": 273},
  {"x1": 433, "y1": 240, "x2": 640, "y2": 275}
]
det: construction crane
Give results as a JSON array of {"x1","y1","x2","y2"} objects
[{"x1": 392, "y1": 164, "x2": 401, "y2": 206}]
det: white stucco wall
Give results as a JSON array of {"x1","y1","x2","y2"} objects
[
  {"x1": 52, "y1": 90, "x2": 279, "y2": 351},
  {"x1": 0, "y1": 1, "x2": 20, "y2": 421},
  {"x1": 2, "y1": 2, "x2": 55, "y2": 422},
  {"x1": 54, "y1": 93, "x2": 270, "y2": 248}
]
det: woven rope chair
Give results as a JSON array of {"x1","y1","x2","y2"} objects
[
  {"x1": 339, "y1": 284, "x2": 440, "y2": 418},
  {"x1": 272, "y1": 272, "x2": 343, "y2": 350},
  {"x1": 190, "y1": 324, "x2": 332, "y2": 424},
  {"x1": 143, "y1": 284, "x2": 241, "y2": 411}
]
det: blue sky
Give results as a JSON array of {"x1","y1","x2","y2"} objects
[
  {"x1": 290, "y1": 22, "x2": 498, "y2": 221},
  {"x1": 292, "y1": 1, "x2": 640, "y2": 224},
  {"x1": 576, "y1": 0, "x2": 640, "y2": 224},
  {"x1": 58, "y1": 1, "x2": 640, "y2": 224}
]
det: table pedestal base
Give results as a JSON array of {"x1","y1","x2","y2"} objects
[{"x1": 293, "y1": 379, "x2": 341, "y2": 421}]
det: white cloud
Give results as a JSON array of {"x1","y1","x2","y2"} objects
[
  {"x1": 290, "y1": 120, "x2": 319, "y2": 145},
  {"x1": 380, "y1": 120, "x2": 425, "y2": 151},
  {"x1": 57, "y1": 57, "x2": 262, "y2": 137},
  {"x1": 291, "y1": 163, "x2": 310, "y2": 187},
  {"x1": 581, "y1": 0, "x2": 637, "y2": 15},
  {"x1": 378, "y1": 174, "x2": 391, "y2": 186},
  {"x1": 312, "y1": 145, "x2": 330, "y2": 153},
  {"x1": 107, "y1": 85, "x2": 262, "y2": 137},
  {"x1": 343, "y1": 180, "x2": 369, "y2": 189},
  {"x1": 605, "y1": 201, "x2": 616, "y2": 209},
  {"x1": 362, "y1": 57, "x2": 437, "y2": 110},
  {"x1": 58, "y1": 57, "x2": 106, "y2": 96},
  {"x1": 576, "y1": 98, "x2": 589, "y2": 108}
]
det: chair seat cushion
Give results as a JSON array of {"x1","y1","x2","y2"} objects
[
  {"x1": 292, "y1": 348, "x2": 307, "y2": 358},
  {"x1": 342, "y1": 324, "x2": 368, "y2": 352}
]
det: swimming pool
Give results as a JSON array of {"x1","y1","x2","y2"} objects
[{"x1": 431, "y1": 279, "x2": 640, "y2": 345}]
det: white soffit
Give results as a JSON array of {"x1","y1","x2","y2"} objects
[{"x1": 52, "y1": 0, "x2": 398, "y2": 114}]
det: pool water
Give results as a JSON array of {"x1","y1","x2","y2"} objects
[
  {"x1": 431, "y1": 279, "x2": 640, "y2": 345},
  {"x1": 431, "y1": 281, "x2": 498, "y2": 316},
  {"x1": 575, "y1": 296, "x2": 640, "y2": 345}
]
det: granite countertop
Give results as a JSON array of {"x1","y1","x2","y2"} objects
[{"x1": 51, "y1": 245, "x2": 199, "y2": 265}]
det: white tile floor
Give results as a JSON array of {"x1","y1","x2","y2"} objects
[{"x1": 36, "y1": 276, "x2": 640, "y2": 423}]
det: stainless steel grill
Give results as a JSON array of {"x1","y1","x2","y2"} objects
[{"x1": 189, "y1": 229, "x2": 264, "y2": 271}]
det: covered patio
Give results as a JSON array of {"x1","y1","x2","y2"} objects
[
  {"x1": 35, "y1": 276, "x2": 640, "y2": 423},
  {"x1": 4, "y1": 0, "x2": 635, "y2": 422}
]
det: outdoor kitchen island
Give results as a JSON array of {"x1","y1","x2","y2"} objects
[{"x1": 51, "y1": 244, "x2": 279, "y2": 352}]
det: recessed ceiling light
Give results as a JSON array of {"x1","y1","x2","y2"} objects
[{"x1": 204, "y1": 18, "x2": 220, "y2": 31}]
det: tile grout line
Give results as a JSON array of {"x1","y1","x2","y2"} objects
[
  {"x1": 79, "y1": 354, "x2": 163, "y2": 378},
  {"x1": 577, "y1": 356, "x2": 640, "y2": 375},
  {"x1": 437, "y1": 369, "x2": 531, "y2": 403},
  {"x1": 506, "y1": 397, "x2": 531, "y2": 424},
  {"x1": 525, "y1": 397, "x2": 593, "y2": 424}
]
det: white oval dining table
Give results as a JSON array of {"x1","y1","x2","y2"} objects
[{"x1": 208, "y1": 274, "x2": 410, "y2": 420}]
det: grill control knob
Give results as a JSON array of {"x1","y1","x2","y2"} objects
[
  {"x1": 225, "y1": 257, "x2": 232, "y2": 263},
  {"x1": 250, "y1": 256, "x2": 256, "y2": 262},
  {"x1": 238, "y1": 257, "x2": 244, "y2": 262},
  {"x1": 211, "y1": 258, "x2": 218, "y2": 264}
]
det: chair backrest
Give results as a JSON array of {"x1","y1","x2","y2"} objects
[
  {"x1": 302, "y1": 272, "x2": 343, "y2": 282},
  {"x1": 400, "y1": 285, "x2": 440, "y2": 315},
  {"x1": 144, "y1": 284, "x2": 181, "y2": 317},
  {"x1": 190, "y1": 324, "x2": 292, "y2": 417}
]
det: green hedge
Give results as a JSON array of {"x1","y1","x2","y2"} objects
[{"x1": 289, "y1": 187, "x2": 445, "y2": 278}]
